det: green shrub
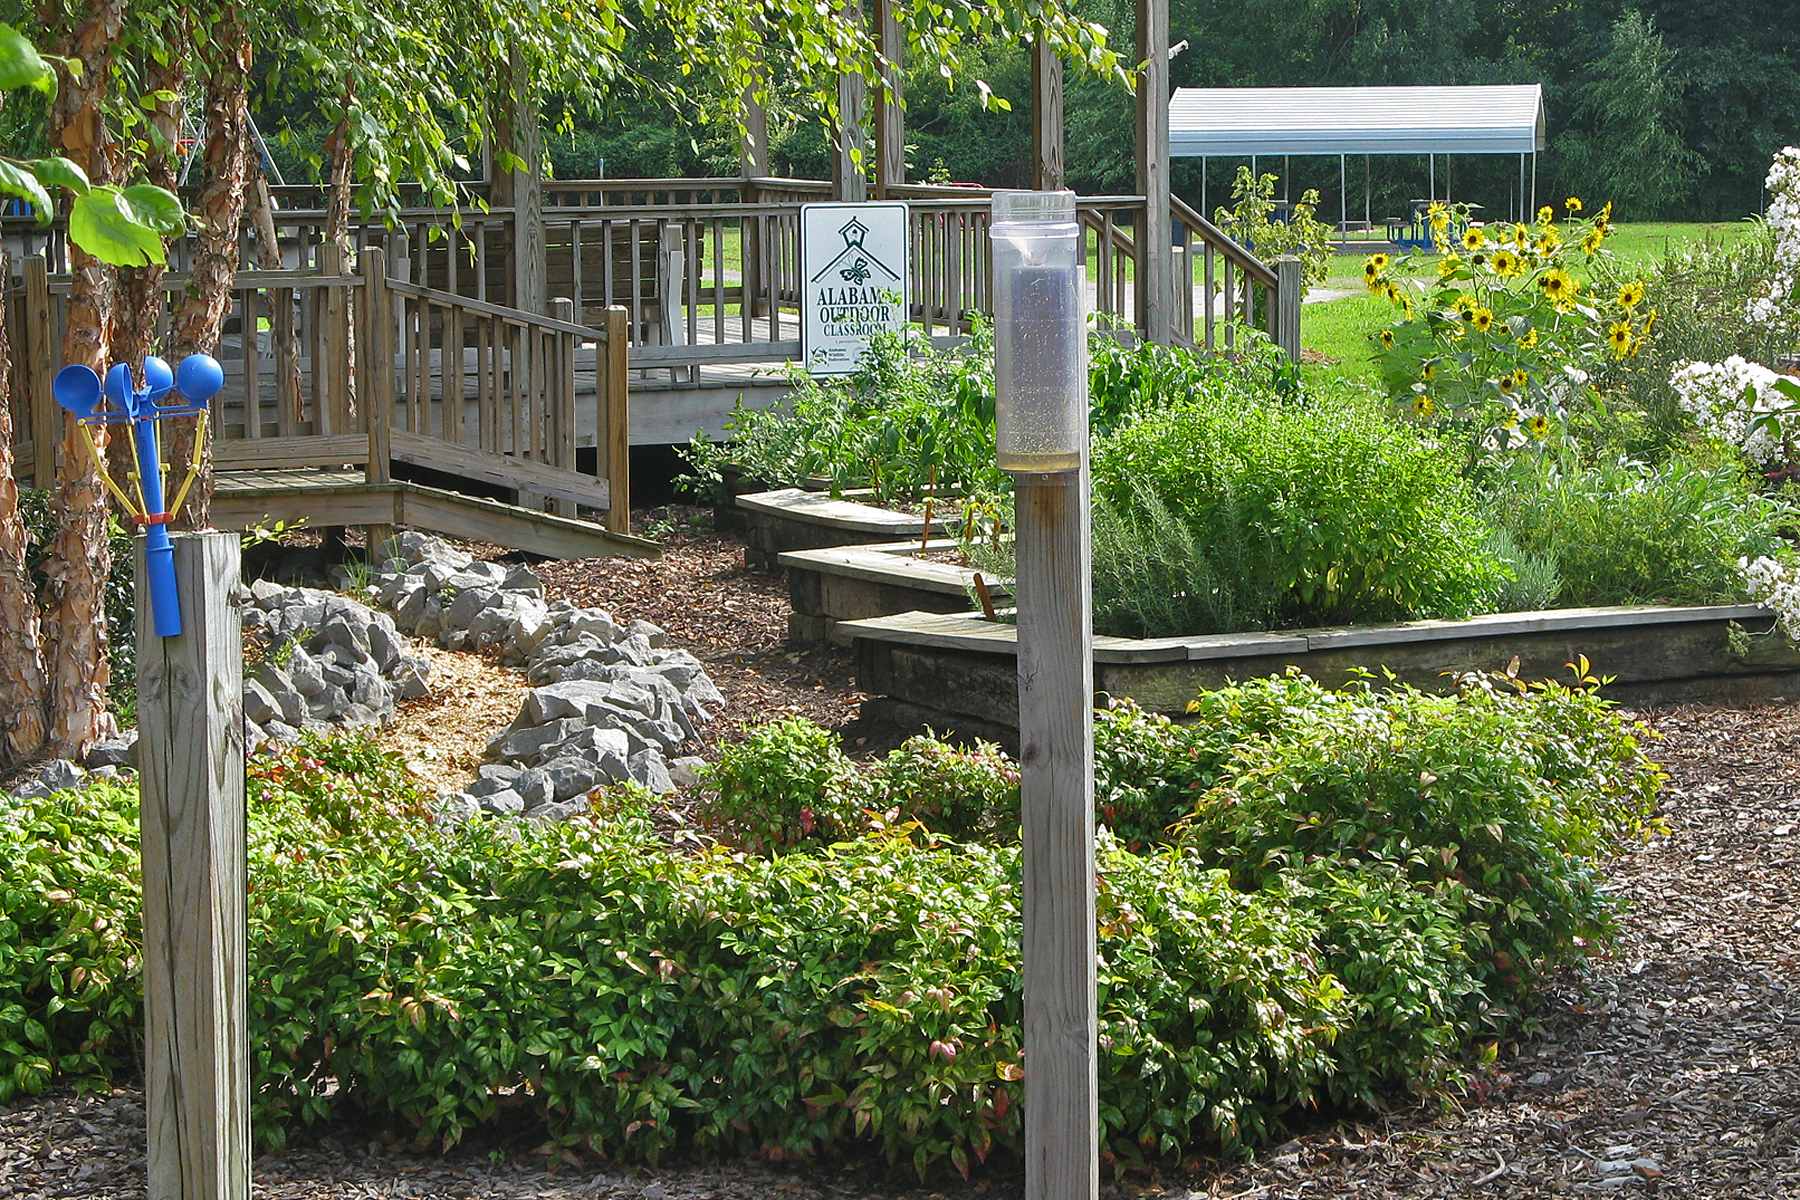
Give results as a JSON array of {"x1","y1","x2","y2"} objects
[
  {"x1": 697, "y1": 717, "x2": 869, "y2": 853},
  {"x1": 1175, "y1": 671, "x2": 1664, "y2": 1012},
  {"x1": 1487, "y1": 454, "x2": 1789, "y2": 605},
  {"x1": 867, "y1": 735, "x2": 1020, "y2": 840},
  {"x1": 1089, "y1": 386, "x2": 1508, "y2": 634}
]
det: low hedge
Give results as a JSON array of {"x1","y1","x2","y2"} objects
[{"x1": 0, "y1": 671, "x2": 1663, "y2": 1175}]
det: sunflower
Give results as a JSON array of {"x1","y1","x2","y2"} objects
[
  {"x1": 1629, "y1": 336, "x2": 1644, "y2": 357},
  {"x1": 1538, "y1": 267, "x2": 1578, "y2": 311},
  {"x1": 1401, "y1": 296, "x2": 1415, "y2": 319},
  {"x1": 1379, "y1": 329, "x2": 1395, "y2": 349},
  {"x1": 1491, "y1": 248, "x2": 1525, "y2": 278},
  {"x1": 1384, "y1": 281, "x2": 1402, "y2": 304},
  {"x1": 1438, "y1": 253, "x2": 1464, "y2": 278},
  {"x1": 1519, "y1": 327, "x2": 1540, "y2": 349},
  {"x1": 1363, "y1": 260, "x2": 1384, "y2": 291},
  {"x1": 1641, "y1": 308, "x2": 1657, "y2": 336},
  {"x1": 1369, "y1": 252, "x2": 1391, "y2": 271},
  {"x1": 1462, "y1": 227, "x2": 1487, "y2": 251},
  {"x1": 1617, "y1": 281, "x2": 1646, "y2": 310},
  {"x1": 1565, "y1": 196, "x2": 1583, "y2": 213},
  {"x1": 1511, "y1": 223, "x2": 1532, "y2": 248},
  {"x1": 1511, "y1": 367, "x2": 1530, "y2": 390},
  {"x1": 1537, "y1": 205, "x2": 1555, "y2": 224},
  {"x1": 1472, "y1": 307, "x2": 1495, "y2": 333},
  {"x1": 1453, "y1": 292, "x2": 1478, "y2": 318},
  {"x1": 1581, "y1": 227, "x2": 1605, "y2": 255},
  {"x1": 1526, "y1": 414, "x2": 1550, "y2": 440},
  {"x1": 1607, "y1": 320, "x2": 1633, "y2": 358},
  {"x1": 1498, "y1": 372, "x2": 1517, "y2": 395},
  {"x1": 1501, "y1": 407, "x2": 1522, "y2": 428},
  {"x1": 1414, "y1": 393, "x2": 1436, "y2": 418},
  {"x1": 1537, "y1": 226, "x2": 1563, "y2": 253},
  {"x1": 1427, "y1": 201, "x2": 1447, "y2": 220},
  {"x1": 1421, "y1": 360, "x2": 1437, "y2": 381}
]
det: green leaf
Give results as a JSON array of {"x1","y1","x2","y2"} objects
[
  {"x1": 0, "y1": 23, "x2": 55, "y2": 97},
  {"x1": 0, "y1": 160, "x2": 54, "y2": 224},
  {"x1": 30, "y1": 156, "x2": 89, "y2": 196},
  {"x1": 122, "y1": 184, "x2": 186, "y2": 236},
  {"x1": 68, "y1": 187, "x2": 167, "y2": 266}
]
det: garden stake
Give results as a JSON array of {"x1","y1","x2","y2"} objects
[{"x1": 50, "y1": 353, "x2": 224, "y2": 637}]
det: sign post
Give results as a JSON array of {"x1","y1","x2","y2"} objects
[
  {"x1": 800, "y1": 201, "x2": 910, "y2": 375},
  {"x1": 990, "y1": 190, "x2": 1097, "y2": 1200}
]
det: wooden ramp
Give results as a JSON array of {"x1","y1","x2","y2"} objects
[{"x1": 213, "y1": 468, "x2": 658, "y2": 560}]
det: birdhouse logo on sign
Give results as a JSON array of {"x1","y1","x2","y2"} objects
[{"x1": 801, "y1": 202, "x2": 909, "y2": 376}]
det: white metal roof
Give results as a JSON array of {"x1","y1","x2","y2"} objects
[{"x1": 1168, "y1": 85, "x2": 1547, "y2": 157}]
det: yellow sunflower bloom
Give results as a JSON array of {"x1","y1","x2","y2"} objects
[
  {"x1": 1453, "y1": 292, "x2": 1477, "y2": 317},
  {"x1": 1565, "y1": 196, "x2": 1583, "y2": 213},
  {"x1": 1491, "y1": 248, "x2": 1524, "y2": 278},
  {"x1": 1402, "y1": 296, "x2": 1415, "y2": 319},
  {"x1": 1511, "y1": 368, "x2": 1530, "y2": 389},
  {"x1": 1414, "y1": 393, "x2": 1435, "y2": 418},
  {"x1": 1472, "y1": 307, "x2": 1495, "y2": 332},
  {"x1": 1607, "y1": 320, "x2": 1632, "y2": 359},
  {"x1": 1641, "y1": 308, "x2": 1657, "y2": 336},
  {"x1": 1617, "y1": 281, "x2": 1646, "y2": 309},
  {"x1": 1519, "y1": 328, "x2": 1540, "y2": 349},
  {"x1": 1502, "y1": 408, "x2": 1522, "y2": 428},
  {"x1": 1370, "y1": 252, "x2": 1391, "y2": 270},
  {"x1": 1364, "y1": 261, "x2": 1384, "y2": 292},
  {"x1": 1421, "y1": 360, "x2": 1437, "y2": 381},
  {"x1": 1581, "y1": 227, "x2": 1605, "y2": 255},
  {"x1": 1438, "y1": 253, "x2": 1464, "y2": 278},
  {"x1": 1379, "y1": 329, "x2": 1395, "y2": 349},
  {"x1": 1511, "y1": 223, "x2": 1531, "y2": 248},
  {"x1": 1629, "y1": 336, "x2": 1644, "y2": 357},
  {"x1": 1498, "y1": 372, "x2": 1517, "y2": 395},
  {"x1": 1537, "y1": 205, "x2": 1555, "y2": 224},
  {"x1": 1538, "y1": 226, "x2": 1563, "y2": 252},
  {"x1": 1384, "y1": 281, "x2": 1402, "y2": 304},
  {"x1": 1526, "y1": 414, "x2": 1550, "y2": 440},
  {"x1": 1462, "y1": 227, "x2": 1487, "y2": 251}
]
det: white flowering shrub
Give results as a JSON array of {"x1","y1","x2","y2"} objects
[
  {"x1": 1741, "y1": 555, "x2": 1800, "y2": 643},
  {"x1": 1669, "y1": 355, "x2": 1800, "y2": 468},
  {"x1": 1749, "y1": 147, "x2": 1800, "y2": 326}
]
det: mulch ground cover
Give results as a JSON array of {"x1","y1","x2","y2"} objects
[{"x1": 2, "y1": 511, "x2": 1796, "y2": 1199}]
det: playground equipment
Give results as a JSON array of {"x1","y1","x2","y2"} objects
[{"x1": 51, "y1": 353, "x2": 225, "y2": 637}]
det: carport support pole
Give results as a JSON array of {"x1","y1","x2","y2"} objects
[{"x1": 137, "y1": 531, "x2": 248, "y2": 1200}]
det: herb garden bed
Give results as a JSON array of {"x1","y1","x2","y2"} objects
[{"x1": 843, "y1": 602, "x2": 1798, "y2": 741}]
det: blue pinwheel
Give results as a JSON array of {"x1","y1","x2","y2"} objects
[{"x1": 50, "y1": 354, "x2": 224, "y2": 638}]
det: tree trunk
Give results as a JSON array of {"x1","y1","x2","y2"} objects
[
  {"x1": 245, "y1": 164, "x2": 303, "y2": 425},
  {"x1": 166, "y1": 6, "x2": 252, "y2": 531},
  {"x1": 0, "y1": 256, "x2": 49, "y2": 767},
  {"x1": 45, "y1": 0, "x2": 127, "y2": 759}
]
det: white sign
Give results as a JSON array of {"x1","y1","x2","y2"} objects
[{"x1": 800, "y1": 202, "x2": 910, "y2": 376}]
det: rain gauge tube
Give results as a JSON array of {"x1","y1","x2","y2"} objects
[{"x1": 991, "y1": 190, "x2": 1085, "y2": 472}]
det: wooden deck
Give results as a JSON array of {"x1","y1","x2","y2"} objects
[{"x1": 213, "y1": 468, "x2": 658, "y2": 560}]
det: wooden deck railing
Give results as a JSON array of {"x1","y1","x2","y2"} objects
[{"x1": 3, "y1": 248, "x2": 630, "y2": 531}]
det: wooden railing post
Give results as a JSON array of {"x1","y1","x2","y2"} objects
[
  {"x1": 1274, "y1": 255, "x2": 1302, "y2": 363},
  {"x1": 602, "y1": 305, "x2": 631, "y2": 535},
  {"x1": 550, "y1": 297, "x2": 577, "y2": 518},
  {"x1": 361, "y1": 247, "x2": 396, "y2": 556},
  {"x1": 873, "y1": 0, "x2": 906, "y2": 198},
  {"x1": 137, "y1": 530, "x2": 248, "y2": 1200},
  {"x1": 22, "y1": 255, "x2": 56, "y2": 486}
]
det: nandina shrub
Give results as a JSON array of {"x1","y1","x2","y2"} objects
[
  {"x1": 866, "y1": 735, "x2": 1020, "y2": 840},
  {"x1": 696, "y1": 716, "x2": 869, "y2": 853}
]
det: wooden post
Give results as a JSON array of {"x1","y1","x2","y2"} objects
[
  {"x1": 136, "y1": 531, "x2": 248, "y2": 1200},
  {"x1": 1134, "y1": 0, "x2": 1172, "y2": 345},
  {"x1": 495, "y1": 48, "x2": 547, "y2": 315},
  {"x1": 549, "y1": 296, "x2": 577, "y2": 519},
  {"x1": 740, "y1": 75, "x2": 769, "y2": 318},
  {"x1": 22, "y1": 255, "x2": 56, "y2": 486},
  {"x1": 602, "y1": 305, "x2": 631, "y2": 535},
  {"x1": 1016, "y1": 470, "x2": 1097, "y2": 1200},
  {"x1": 1274, "y1": 256, "x2": 1302, "y2": 364},
  {"x1": 833, "y1": 3, "x2": 869, "y2": 204},
  {"x1": 361, "y1": 247, "x2": 396, "y2": 556},
  {"x1": 318, "y1": 242, "x2": 350, "y2": 437},
  {"x1": 1031, "y1": 40, "x2": 1065, "y2": 191},
  {"x1": 873, "y1": 0, "x2": 905, "y2": 198}
]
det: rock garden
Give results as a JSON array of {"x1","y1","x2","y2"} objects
[{"x1": 5, "y1": 170, "x2": 1800, "y2": 1200}]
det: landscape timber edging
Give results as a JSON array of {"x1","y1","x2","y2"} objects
[
  {"x1": 780, "y1": 539, "x2": 1010, "y2": 645},
  {"x1": 736, "y1": 488, "x2": 950, "y2": 573},
  {"x1": 841, "y1": 604, "x2": 1800, "y2": 740}
]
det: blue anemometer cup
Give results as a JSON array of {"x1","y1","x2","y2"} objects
[{"x1": 51, "y1": 354, "x2": 224, "y2": 638}]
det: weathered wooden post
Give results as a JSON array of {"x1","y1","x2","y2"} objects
[
  {"x1": 1274, "y1": 255, "x2": 1303, "y2": 363},
  {"x1": 990, "y1": 190, "x2": 1097, "y2": 1200},
  {"x1": 137, "y1": 531, "x2": 249, "y2": 1200}
]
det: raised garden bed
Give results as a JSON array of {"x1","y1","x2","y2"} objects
[
  {"x1": 841, "y1": 603, "x2": 1800, "y2": 744},
  {"x1": 780, "y1": 539, "x2": 1009, "y2": 645},
  {"x1": 735, "y1": 488, "x2": 949, "y2": 572}
]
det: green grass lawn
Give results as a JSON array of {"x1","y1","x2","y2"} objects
[{"x1": 1299, "y1": 220, "x2": 1763, "y2": 393}]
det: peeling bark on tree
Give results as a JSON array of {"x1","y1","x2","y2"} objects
[
  {"x1": 0, "y1": 257, "x2": 49, "y2": 767},
  {"x1": 45, "y1": 0, "x2": 128, "y2": 759},
  {"x1": 166, "y1": 8, "x2": 252, "y2": 531},
  {"x1": 245, "y1": 166, "x2": 303, "y2": 425}
]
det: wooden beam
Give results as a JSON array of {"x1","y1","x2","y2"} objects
[
  {"x1": 362, "y1": 246, "x2": 397, "y2": 554},
  {"x1": 495, "y1": 47, "x2": 547, "y2": 314},
  {"x1": 1134, "y1": 0, "x2": 1172, "y2": 344},
  {"x1": 1015, "y1": 471, "x2": 1098, "y2": 1200},
  {"x1": 833, "y1": 3, "x2": 869, "y2": 203},
  {"x1": 1273, "y1": 255, "x2": 1302, "y2": 363},
  {"x1": 22, "y1": 255, "x2": 57, "y2": 487},
  {"x1": 137, "y1": 531, "x2": 249, "y2": 1200},
  {"x1": 873, "y1": 0, "x2": 905, "y2": 198},
  {"x1": 603, "y1": 305, "x2": 631, "y2": 535},
  {"x1": 1031, "y1": 39, "x2": 1065, "y2": 191}
]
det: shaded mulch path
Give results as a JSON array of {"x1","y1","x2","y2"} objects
[{"x1": 3, "y1": 513, "x2": 1798, "y2": 1198}]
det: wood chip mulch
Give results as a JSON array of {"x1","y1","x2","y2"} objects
[{"x1": 3, "y1": 512, "x2": 1798, "y2": 1199}]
